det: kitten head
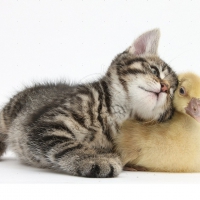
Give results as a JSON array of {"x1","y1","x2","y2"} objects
[{"x1": 108, "y1": 29, "x2": 178, "y2": 122}]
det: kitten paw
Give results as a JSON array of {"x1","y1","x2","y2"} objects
[{"x1": 77, "y1": 155, "x2": 122, "y2": 178}]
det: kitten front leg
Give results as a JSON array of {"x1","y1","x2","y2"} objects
[
  {"x1": 48, "y1": 140, "x2": 122, "y2": 177},
  {"x1": 27, "y1": 133, "x2": 122, "y2": 178}
]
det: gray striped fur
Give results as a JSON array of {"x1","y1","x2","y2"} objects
[{"x1": 0, "y1": 29, "x2": 178, "y2": 177}]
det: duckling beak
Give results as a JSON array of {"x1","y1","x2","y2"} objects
[{"x1": 185, "y1": 98, "x2": 200, "y2": 123}]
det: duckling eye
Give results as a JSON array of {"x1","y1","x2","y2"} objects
[{"x1": 179, "y1": 87, "x2": 186, "y2": 96}]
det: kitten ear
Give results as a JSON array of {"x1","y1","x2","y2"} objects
[{"x1": 129, "y1": 29, "x2": 160, "y2": 56}]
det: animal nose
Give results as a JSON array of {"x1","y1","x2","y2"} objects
[
  {"x1": 193, "y1": 105, "x2": 197, "y2": 112},
  {"x1": 190, "y1": 98, "x2": 199, "y2": 113},
  {"x1": 160, "y1": 82, "x2": 169, "y2": 93}
]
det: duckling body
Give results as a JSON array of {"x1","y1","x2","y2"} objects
[{"x1": 115, "y1": 73, "x2": 200, "y2": 172}]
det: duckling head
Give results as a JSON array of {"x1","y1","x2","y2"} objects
[{"x1": 174, "y1": 72, "x2": 200, "y2": 122}]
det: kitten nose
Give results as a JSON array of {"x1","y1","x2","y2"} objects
[{"x1": 160, "y1": 82, "x2": 169, "y2": 93}]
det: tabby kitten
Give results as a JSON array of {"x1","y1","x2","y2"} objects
[{"x1": 0, "y1": 29, "x2": 178, "y2": 178}]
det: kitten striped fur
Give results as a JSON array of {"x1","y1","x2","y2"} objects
[{"x1": 0, "y1": 29, "x2": 178, "y2": 177}]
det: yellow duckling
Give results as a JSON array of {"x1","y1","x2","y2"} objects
[{"x1": 115, "y1": 72, "x2": 200, "y2": 172}]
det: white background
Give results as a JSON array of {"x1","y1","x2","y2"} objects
[{"x1": 1, "y1": 0, "x2": 200, "y2": 199}]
